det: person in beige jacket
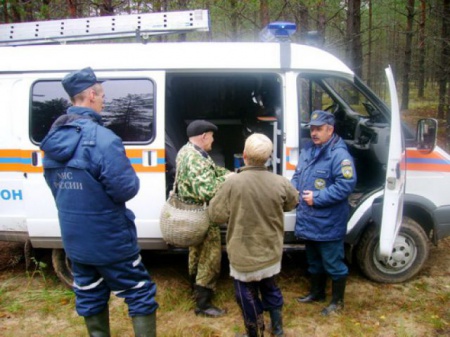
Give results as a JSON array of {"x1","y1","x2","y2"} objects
[{"x1": 208, "y1": 133, "x2": 298, "y2": 337}]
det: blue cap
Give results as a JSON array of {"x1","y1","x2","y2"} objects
[
  {"x1": 308, "y1": 110, "x2": 335, "y2": 126},
  {"x1": 62, "y1": 67, "x2": 99, "y2": 97}
]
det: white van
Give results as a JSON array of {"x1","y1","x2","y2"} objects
[{"x1": 0, "y1": 13, "x2": 448, "y2": 287}]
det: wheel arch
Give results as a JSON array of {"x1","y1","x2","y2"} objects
[
  {"x1": 345, "y1": 193, "x2": 436, "y2": 265},
  {"x1": 402, "y1": 193, "x2": 436, "y2": 244},
  {"x1": 346, "y1": 193, "x2": 436, "y2": 247}
]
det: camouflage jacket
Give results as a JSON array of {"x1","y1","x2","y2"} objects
[{"x1": 175, "y1": 142, "x2": 229, "y2": 204}]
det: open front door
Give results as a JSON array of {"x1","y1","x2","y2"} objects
[{"x1": 379, "y1": 66, "x2": 406, "y2": 258}]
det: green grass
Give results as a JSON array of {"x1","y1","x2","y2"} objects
[{"x1": 1, "y1": 216, "x2": 450, "y2": 337}]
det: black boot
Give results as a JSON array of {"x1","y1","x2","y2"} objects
[
  {"x1": 194, "y1": 285, "x2": 226, "y2": 318},
  {"x1": 132, "y1": 312, "x2": 156, "y2": 337},
  {"x1": 84, "y1": 307, "x2": 110, "y2": 337},
  {"x1": 321, "y1": 277, "x2": 346, "y2": 316},
  {"x1": 269, "y1": 308, "x2": 283, "y2": 336},
  {"x1": 297, "y1": 274, "x2": 327, "y2": 303},
  {"x1": 238, "y1": 313, "x2": 264, "y2": 337}
]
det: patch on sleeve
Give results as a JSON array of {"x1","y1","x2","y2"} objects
[{"x1": 341, "y1": 159, "x2": 353, "y2": 179}]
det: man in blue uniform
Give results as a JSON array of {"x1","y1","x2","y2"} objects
[
  {"x1": 41, "y1": 67, "x2": 158, "y2": 335},
  {"x1": 291, "y1": 110, "x2": 356, "y2": 316}
]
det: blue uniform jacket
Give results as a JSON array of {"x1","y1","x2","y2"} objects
[
  {"x1": 40, "y1": 106, "x2": 140, "y2": 265},
  {"x1": 291, "y1": 134, "x2": 357, "y2": 241}
]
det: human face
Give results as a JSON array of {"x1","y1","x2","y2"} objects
[
  {"x1": 91, "y1": 84, "x2": 105, "y2": 113},
  {"x1": 202, "y1": 131, "x2": 214, "y2": 152},
  {"x1": 310, "y1": 124, "x2": 334, "y2": 145}
]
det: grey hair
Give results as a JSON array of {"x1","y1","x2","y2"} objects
[{"x1": 244, "y1": 133, "x2": 273, "y2": 166}]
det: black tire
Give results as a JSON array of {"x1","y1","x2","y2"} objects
[
  {"x1": 355, "y1": 217, "x2": 429, "y2": 283},
  {"x1": 52, "y1": 249, "x2": 74, "y2": 289}
]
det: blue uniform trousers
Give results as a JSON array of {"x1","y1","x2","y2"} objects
[
  {"x1": 71, "y1": 254, "x2": 158, "y2": 317},
  {"x1": 233, "y1": 276, "x2": 283, "y2": 332},
  {"x1": 305, "y1": 240, "x2": 348, "y2": 280}
]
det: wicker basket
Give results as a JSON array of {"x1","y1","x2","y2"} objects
[{"x1": 160, "y1": 194, "x2": 210, "y2": 248}]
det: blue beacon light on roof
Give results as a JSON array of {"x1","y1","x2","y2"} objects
[{"x1": 260, "y1": 21, "x2": 297, "y2": 42}]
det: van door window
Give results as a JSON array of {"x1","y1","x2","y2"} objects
[{"x1": 31, "y1": 79, "x2": 155, "y2": 144}]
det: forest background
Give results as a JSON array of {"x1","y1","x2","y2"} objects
[{"x1": 1, "y1": 0, "x2": 450, "y2": 148}]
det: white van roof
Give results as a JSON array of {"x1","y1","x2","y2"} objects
[{"x1": 0, "y1": 42, "x2": 354, "y2": 78}]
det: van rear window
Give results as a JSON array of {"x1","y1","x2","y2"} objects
[{"x1": 30, "y1": 78, "x2": 155, "y2": 144}]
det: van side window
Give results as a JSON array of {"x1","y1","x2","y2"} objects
[{"x1": 31, "y1": 79, "x2": 155, "y2": 144}]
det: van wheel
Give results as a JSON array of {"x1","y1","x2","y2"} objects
[
  {"x1": 52, "y1": 249, "x2": 74, "y2": 289},
  {"x1": 355, "y1": 217, "x2": 429, "y2": 283}
]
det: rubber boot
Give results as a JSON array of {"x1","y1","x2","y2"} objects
[
  {"x1": 194, "y1": 285, "x2": 226, "y2": 318},
  {"x1": 237, "y1": 313, "x2": 264, "y2": 337},
  {"x1": 297, "y1": 274, "x2": 327, "y2": 303},
  {"x1": 84, "y1": 307, "x2": 110, "y2": 337},
  {"x1": 132, "y1": 312, "x2": 156, "y2": 337},
  {"x1": 269, "y1": 308, "x2": 284, "y2": 336},
  {"x1": 321, "y1": 277, "x2": 346, "y2": 316}
]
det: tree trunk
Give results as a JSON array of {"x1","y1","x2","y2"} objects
[
  {"x1": 346, "y1": 0, "x2": 363, "y2": 78},
  {"x1": 2, "y1": 0, "x2": 10, "y2": 23},
  {"x1": 438, "y1": 0, "x2": 450, "y2": 120},
  {"x1": 417, "y1": 0, "x2": 426, "y2": 98},
  {"x1": 260, "y1": 0, "x2": 270, "y2": 28},
  {"x1": 229, "y1": 0, "x2": 239, "y2": 41},
  {"x1": 298, "y1": 2, "x2": 309, "y2": 41},
  {"x1": 442, "y1": 0, "x2": 450, "y2": 150},
  {"x1": 99, "y1": 0, "x2": 115, "y2": 16},
  {"x1": 316, "y1": 1, "x2": 326, "y2": 39},
  {"x1": 67, "y1": 0, "x2": 78, "y2": 18},
  {"x1": 367, "y1": 0, "x2": 373, "y2": 86},
  {"x1": 401, "y1": 0, "x2": 415, "y2": 111}
]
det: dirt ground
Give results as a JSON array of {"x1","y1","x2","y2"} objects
[{"x1": 0, "y1": 239, "x2": 449, "y2": 337}]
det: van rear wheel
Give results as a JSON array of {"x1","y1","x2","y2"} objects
[
  {"x1": 355, "y1": 217, "x2": 429, "y2": 283},
  {"x1": 52, "y1": 249, "x2": 74, "y2": 289}
]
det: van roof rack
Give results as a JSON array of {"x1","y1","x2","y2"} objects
[{"x1": 0, "y1": 9, "x2": 209, "y2": 46}]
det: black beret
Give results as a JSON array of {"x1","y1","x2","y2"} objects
[
  {"x1": 62, "y1": 67, "x2": 100, "y2": 97},
  {"x1": 186, "y1": 120, "x2": 218, "y2": 137}
]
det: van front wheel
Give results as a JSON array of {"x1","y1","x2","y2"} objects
[
  {"x1": 355, "y1": 218, "x2": 429, "y2": 283},
  {"x1": 52, "y1": 249, "x2": 74, "y2": 289}
]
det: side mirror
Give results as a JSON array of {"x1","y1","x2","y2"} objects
[{"x1": 416, "y1": 118, "x2": 437, "y2": 154}]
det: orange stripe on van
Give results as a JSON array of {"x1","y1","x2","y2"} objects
[
  {"x1": 404, "y1": 149, "x2": 450, "y2": 172},
  {"x1": 0, "y1": 149, "x2": 42, "y2": 173},
  {"x1": 285, "y1": 147, "x2": 296, "y2": 171},
  {"x1": 0, "y1": 149, "x2": 166, "y2": 173},
  {"x1": 126, "y1": 149, "x2": 166, "y2": 173}
]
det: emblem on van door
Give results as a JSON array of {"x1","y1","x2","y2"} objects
[{"x1": 314, "y1": 178, "x2": 326, "y2": 189}]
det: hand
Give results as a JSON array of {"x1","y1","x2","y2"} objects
[{"x1": 302, "y1": 190, "x2": 314, "y2": 206}]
